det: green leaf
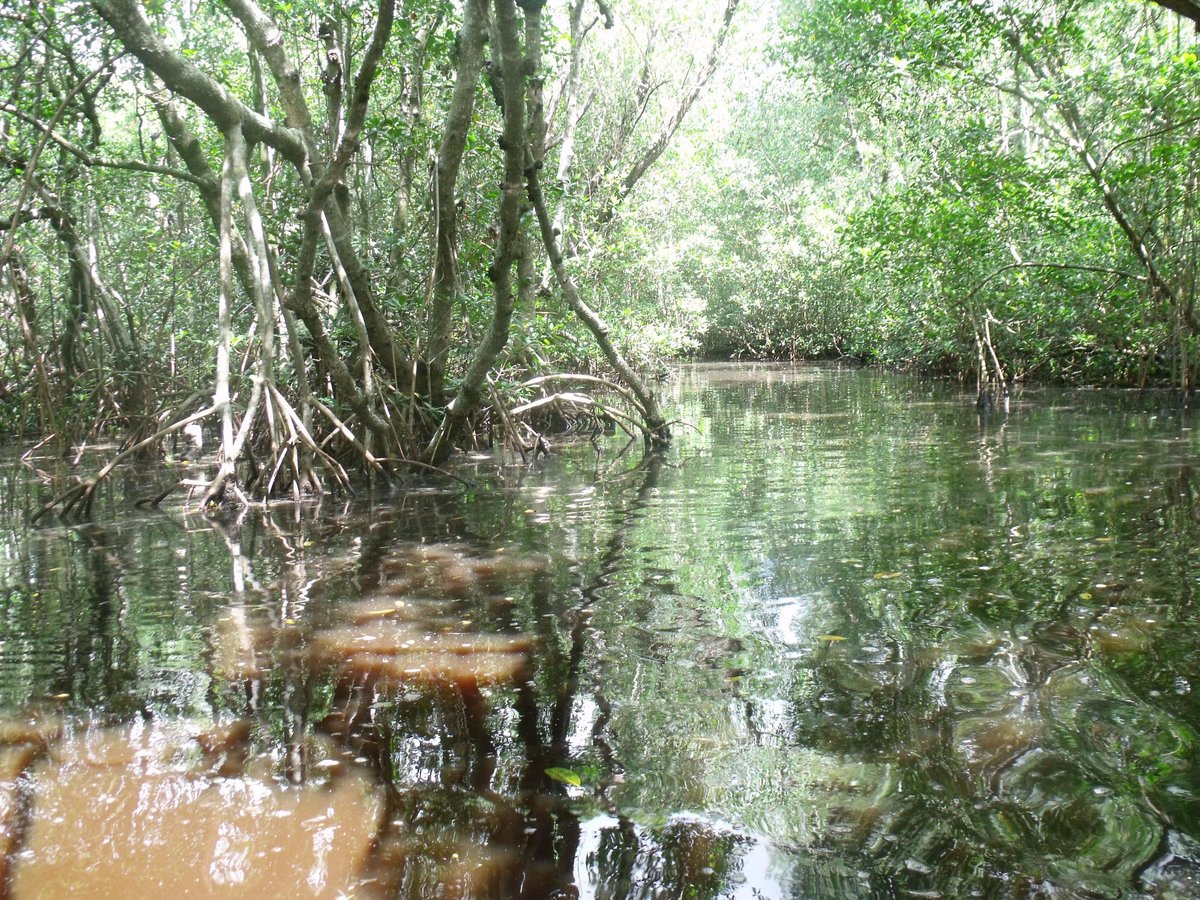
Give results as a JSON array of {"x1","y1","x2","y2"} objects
[{"x1": 545, "y1": 767, "x2": 582, "y2": 787}]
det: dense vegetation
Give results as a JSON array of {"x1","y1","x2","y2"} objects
[
  {"x1": 660, "y1": 0, "x2": 1200, "y2": 393},
  {"x1": 1, "y1": 0, "x2": 1198, "y2": 507}
]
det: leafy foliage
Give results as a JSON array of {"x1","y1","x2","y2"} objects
[{"x1": 601, "y1": 0, "x2": 1200, "y2": 390}]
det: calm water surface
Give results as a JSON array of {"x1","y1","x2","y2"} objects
[{"x1": 1, "y1": 363, "x2": 1199, "y2": 898}]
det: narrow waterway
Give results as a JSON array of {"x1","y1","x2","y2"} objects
[{"x1": 1, "y1": 363, "x2": 1198, "y2": 897}]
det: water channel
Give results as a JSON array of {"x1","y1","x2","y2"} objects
[{"x1": 1, "y1": 362, "x2": 1199, "y2": 897}]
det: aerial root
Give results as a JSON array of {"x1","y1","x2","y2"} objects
[{"x1": 309, "y1": 397, "x2": 387, "y2": 474}]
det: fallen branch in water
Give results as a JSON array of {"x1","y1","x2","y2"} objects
[
  {"x1": 373, "y1": 457, "x2": 477, "y2": 488},
  {"x1": 31, "y1": 407, "x2": 215, "y2": 524},
  {"x1": 508, "y1": 391, "x2": 646, "y2": 444},
  {"x1": 517, "y1": 373, "x2": 649, "y2": 420},
  {"x1": 20, "y1": 433, "x2": 59, "y2": 464},
  {"x1": 135, "y1": 481, "x2": 184, "y2": 509}
]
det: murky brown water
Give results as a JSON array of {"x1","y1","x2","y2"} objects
[{"x1": 2, "y1": 363, "x2": 1200, "y2": 897}]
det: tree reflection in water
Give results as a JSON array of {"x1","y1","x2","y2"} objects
[
  {"x1": 329, "y1": 454, "x2": 760, "y2": 899},
  {"x1": 4, "y1": 367, "x2": 1200, "y2": 896}
]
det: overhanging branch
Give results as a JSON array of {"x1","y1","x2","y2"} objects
[
  {"x1": 965, "y1": 261, "x2": 1146, "y2": 305},
  {"x1": 1, "y1": 101, "x2": 205, "y2": 186},
  {"x1": 91, "y1": 0, "x2": 308, "y2": 166}
]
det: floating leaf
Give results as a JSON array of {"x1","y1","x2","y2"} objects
[
  {"x1": 816, "y1": 635, "x2": 846, "y2": 643},
  {"x1": 545, "y1": 767, "x2": 582, "y2": 787}
]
